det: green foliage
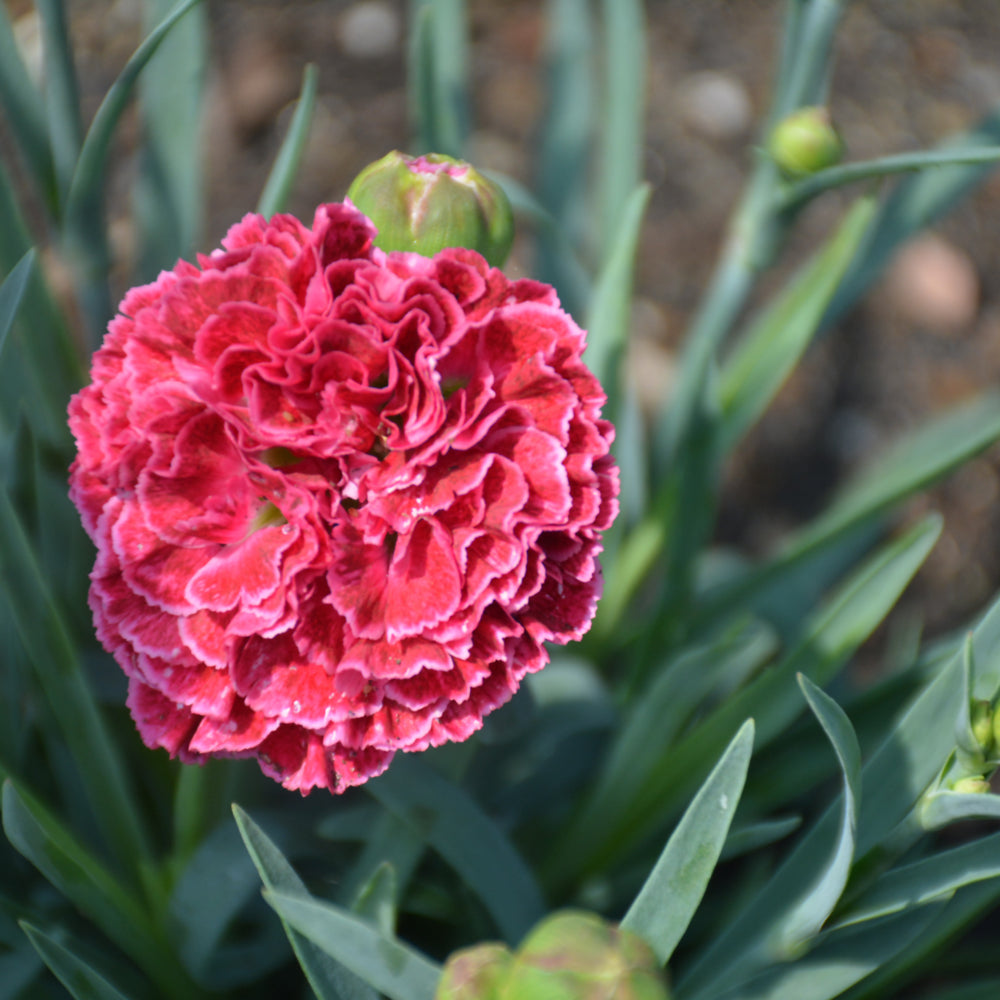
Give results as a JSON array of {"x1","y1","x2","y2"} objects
[{"x1": 3, "y1": 1, "x2": 1000, "y2": 998}]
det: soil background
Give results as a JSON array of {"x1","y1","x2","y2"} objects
[{"x1": 7, "y1": 0, "x2": 1000, "y2": 643}]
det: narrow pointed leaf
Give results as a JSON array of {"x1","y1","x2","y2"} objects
[
  {"x1": 597, "y1": 0, "x2": 646, "y2": 255},
  {"x1": 0, "y1": 4, "x2": 56, "y2": 209},
  {"x1": 0, "y1": 491, "x2": 151, "y2": 873},
  {"x1": 257, "y1": 63, "x2": 318, "y2": 219},
  {"x1": 0, "y1": 251, "x2": 34, "y2": 358},
  {"x1": 63, "y1": 0, "x2": 205, "y2": 342},
  {"x1": 831, "y1": 830, "x2": 1000, "y2": 931},
  {"x1": 263, "y1": 889, "x2": 441, "y2": 1000},
  {"x1": 622, "y1": 719, "x2": 754, "y2": 964},
  {"x1": 920, "y1": 790, "x2": 1000, "y2": 829},
  {"x1": 567, "y1": 619, "x2": 774, "y2": 870},
  {"x1": 1, "y1": 782, "x2": 167, "y2": 989},
  {"x1": 696, "y1": 393, "x2": 1000, "y2": 633},
  {"x1": 20, "y1": 922, "x2": 134, "y2": 1000},
  {"x1": 66, "y1": 0, "x2": 205, "y2": 222},
  {"x1": 770, "y1": 677, "x2": 861, "y2": 954},
  {"x1": 721, "y1": 815, "x2": 801, "y2": 861},
  {"x1": 584, "y1": 183, "x2": 651, "y2": 415},
  {"x1": 367, "y1": 756, "x2": 545, "y2": 943},
  {"x1": 408, "y1": 0, "x2": 468, "y2": 156},
  {"x1": 534, "y1": 0, "x2": 593, "y2": 315},
  {"x1": 169, "y1": 818, "x2": 288, "y2": 989},
  {"x1": 708, "y1": 903, "x2": 943, "y2": 1000},
  {"x1": 134, "y1": 0, "x2": 208, "y2": 274},
  {"x1": 351, "y1": 862, "x2": 397, "y2": 938},
  {"x1": 718, "y1": 196, "x2": 876, "y2": 451},
  {"x1": 559, "y1": 516, "x2": 937, "y2": 887},
  {"x1": 234, "y1": 806, "x2": 378, "y2": 1000},
  {"x1": 36, "y1": 0, "x2": 83, "y2": 209},
  {"x1": 680, "y1": 589, "x2": 1000, "y2": 999}
]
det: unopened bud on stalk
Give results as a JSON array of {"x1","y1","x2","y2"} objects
[
  {"x1": 347, "y1": 151, "x2": 514, "y2": 267},
  {"x1": 435, "y1": 942, "x2": 513, "y2": 1000},
  {"x1": 497, "y1": 911, "x2": 670, "y2": 1000},
  {"x1": 769, "y1": 106, "x2": 844, "y2": 176},
  {"x1": 952, "y1": 775, "x2": 992, "y2": 795},
  {"x1": 971, "y1": 700, "x2": 995, "y2": 756}
]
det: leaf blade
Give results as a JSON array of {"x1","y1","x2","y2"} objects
[
  {"x1": 263, "y1": 889, "x2": 441, "y2": 1000},
  {"x1": 622, "y1": 719, "x2": 754, "y2": 964},
  {"x1": 256, "y1": 64, "x2": 319, "y2": 219},
  {"x1": 234, "y1": 806, "x2": 378, "y2": 1000}
]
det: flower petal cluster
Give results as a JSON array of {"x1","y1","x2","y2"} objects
[{"x1": 69, "y1": 202, "x2": 618, "y2": 793}]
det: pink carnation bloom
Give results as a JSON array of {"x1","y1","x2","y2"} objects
[{"x1": 68, "y1": 202, "x2": 618, "y2": 793}]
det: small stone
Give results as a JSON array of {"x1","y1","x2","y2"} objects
[
  {"x1": 339, "y1": 1, "x2": 401, "y2": 59},
  {"x1": 677, "y1": 70, "x2": 752, "y2": 141},
  {"x1": 883, "y1": 234, "x2": 979, "y2": 334}
]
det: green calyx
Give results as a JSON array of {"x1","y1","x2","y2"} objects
[
  {"x1": 346, "y1": 151, "x2": 514, "y2": 267},
  {"x1": 435, "y1": 911, "x2": 670, "y2": 1000},
  {"x1": 769, "y1": 106, "x2": 844, "y2": 177}
]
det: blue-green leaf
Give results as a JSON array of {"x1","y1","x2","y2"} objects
[
  {"x1": 0, "y1": 491, "x2": 151, "y2": 875},
  {"x1": 597, "y1": 0, "x2": 646, "y2": 256},
  {"x1": 367, "y1": 756, "x2": 545, "y2": 944},
  {"x1": 257, "y1": 63, "x2": 319, "y2": 219},
  {"x1": 20, "y1": 922, "x2": 134, "y2": 1000},
  {"x1": 718, "y1": 196, "x2": 876, "y2": 452},
  {"x1": 696, "y1": 393, "x2": 1000, "y2": 634},
  {"x1": 0, "y1": 251, "x2": 34, "y2": 359},
  {"x1": 350, "y1": 862, "x2": 397, "y2": 939},
  {"x1": 35, "y1": 0, "x2": 83, "y2": 211},
  {"x1": 64, "y1": 0, "x2": 206, "y2": 344},
  {"x1": 534, "y1": 0, "x2": 594, "y2": 315},
  {"x1": 584, "y1": 182, "x2": 651, "y2": 419},
  {"x1": 1, "y1": 782, "x2": 173, "y2": 995},
  {"x1": 919, "y1": 790, "x2": 1000, "y2": 830},
  {"x1": 169, "y1": 817, "x2": 287, "y2": 989},
  {"x1": 408, "y1": 0, "x2": 468, "y2": 156},
  {"x1": 681, "y1": 589, "x2": 1000, "y2": 1000},
  {"x1": 769, "y1": 677, "x2": 861, "y2": 955},
  {"x1": 263, "y1": 889, "x2": 441, "y2": 1000},
  {"x1": 622, "y1": 719, "x2": 754, "y2": 964},
  {"x1": 134, "y1": 0, "x2": 208, "y2": 275},
  {"x1": 708, "y1": 903, "x2": 943, "y2": 1000},
  {"x1": 0, "y1": 4, "x2": 56, "y2": 209},
  {"x1": 721, "y1": 815, "x2": 802, "y2": 861},
  {"x1": 831, "y1": 830, "x2": 1000, "y2": 931},
  {"x1": 234, "y1": 806, "x2": 378, "y2": 1000}
]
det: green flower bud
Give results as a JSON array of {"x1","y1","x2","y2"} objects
[
  {"x1": 347, "y1": 151, "x2": 514, "y2": 267},
  {"x1": 436, "y1": 942, "x2": 513, "y2": 1000},
  {"x1": 769, "y1": 107, "x2": 844, "y2": 176},
  {"x1": 952, "y1": 775, "x2": 991, "y2": 795},
  {"x1": 971, "y1": 700, "x2": 995, "y2": 756},
  {"x1": 497, "y1": 911, "x2": 670, "y2": 1000}
]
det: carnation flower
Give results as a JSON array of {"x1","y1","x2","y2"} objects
[{"x1": 68, "y1": 201, "x2": 618, "y2": 793}]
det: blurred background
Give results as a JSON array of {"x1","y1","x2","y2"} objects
[{"x1": 5, "y1": 0, "x2": 1000, "y2": 638}]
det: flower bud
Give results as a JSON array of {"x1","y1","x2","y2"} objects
[
  {"x1": 971, "y1": 700, "x2": 995, "y2": 756},
  {"x1": 436, "y1": 942, "x2": 513, "y2": 1000},
  {"x1": 347, "y1": 151, "x2": 514, "y2": 267},
  {"x1": 952, "y1": 775, "x2": 991, "y2": 795},
  {"x1": 497, "y1": 910, "x2": 670, "y2": 1000},
  {"x1": 769, "y1": 107, "x2": 844, "y2": 177}
]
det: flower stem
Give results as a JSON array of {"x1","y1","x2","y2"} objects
[{"x1": 778, "y1": 146, "x2": 1000, "y2": 213}]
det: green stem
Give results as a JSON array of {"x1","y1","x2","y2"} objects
[{"x1": 779, "y1": 146, "x2": 1000, "y2": 212}]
